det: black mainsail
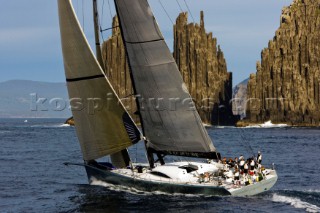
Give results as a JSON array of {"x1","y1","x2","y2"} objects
[
  {"x1": 58, "y1": 0, "x2": 141, "y2": 162},
  {"x1": 114, "y1": 0, "x2": 219, "y2": 159}
]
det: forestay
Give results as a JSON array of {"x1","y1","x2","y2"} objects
[
  {"x1": 58, "y1": 0, "x2": 140, "y2": 161},
  {"x1": 114, "y1": 0, "x2": 218, "y2": 158}
]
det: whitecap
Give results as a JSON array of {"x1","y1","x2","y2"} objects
[
  {"x1": 30, "y1": 123, "x2": 71, "y2": 128},
  {"x1": 202, "y1": 123, "x2": 212, "y2": 128},
  {"x1": 272, "y1": 193, "x2": 320, "y2": 213},
  {"x1": 244, "y1": 120, "x2": 288, "y2": 128},
  {"x1": 306, "y1": 189, "x2": 320, "y2": 193},
  {"x1": 49, "y1": 123, "x2": 71, "y2": 128},
  {"x1": 59, "y1": 124, "x2": 70, "y2": 127},
  {"x1": 214, "y1": 126, "x2": 236, "y2": 129}
]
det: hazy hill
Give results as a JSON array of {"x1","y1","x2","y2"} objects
[
  {"x1": 232, "y1": 78, "x2": 249, "y2": 118},
  {"x1": 0, "y1": 80, "x2": 71, "y2": 118}
]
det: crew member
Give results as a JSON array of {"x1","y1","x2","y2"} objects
[
  {"x1": 239, "y1": 158, "x2": 245, "y2": 173},
  {"x1": 257, "y1": 151, "x2": 262, "y2": 164},
  {"x1": 239, "y1": 155, "x2": 244, "y2": 161},
  {"x1": 234, "y1": 157, "x2": 239, "y2": 165},
  {"x1": 250, "y1": 158, "x2": 255, "y2": 170},
  {"x1": 228, "y1": 158, "x2": 234, "y2": 168},
  {"x1": 244, "y1": 161, "x2": 249, "y2": 175},
  {"x1": 234, "y1": 169, "x2": 240, "y2": 185}
]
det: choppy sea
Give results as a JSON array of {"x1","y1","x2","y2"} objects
[{"x1": 0, "y1": 118, "x2": 320, "y2": 212}]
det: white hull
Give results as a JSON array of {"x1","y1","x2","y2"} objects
[
  {"x1": 85, "y1": 161, "x2": 277, "y2": 196},
  {"x1": 227, "y1": 170, "x2": 278, "y2": 196}
]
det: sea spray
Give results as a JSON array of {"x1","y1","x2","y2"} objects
[{"x1": 272, "y1": 194, "x2": 320, "y2": 213}]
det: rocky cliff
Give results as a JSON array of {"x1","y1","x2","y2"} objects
[
  {"x1": 102, "y1": 16, "x2": 139, "y2": 123},
  {"x1": 174, "y1": 12, "x2": 238, "y2": 125},
  {"x1": 245, "y1": 0, "x2": 320, "y2": 126}
]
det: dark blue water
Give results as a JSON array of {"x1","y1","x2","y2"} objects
[{"x1": 1, "y1": 118, "x2": 320, "y2": 212}]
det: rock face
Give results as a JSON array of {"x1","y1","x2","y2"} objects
[
  {"x1": 101, "y1": 13, "x2": 238, "y2": 125},
  {"x1": 102, "y1": 16, "x2": 139, "y2": 123},
  {"x1": 233, "y1": 78, "x2": 249, "y2": 119},
  {"x1": 246, "y1": 0, "x2": 320, "y2": 125},
  {"x1": 65, "y1": 117, "x2": 74, "y2": 126},
  {"x1": 174, "y1": 12, "x2": 238, "y2": 125}
]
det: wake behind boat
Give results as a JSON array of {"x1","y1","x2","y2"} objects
[{"x1": 58, "y1": 0, "x2": 277, "y2": 196}]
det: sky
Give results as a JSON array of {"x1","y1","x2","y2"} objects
[{"x1": 0, "y1": 0, "x2": 293, "y2": 85}]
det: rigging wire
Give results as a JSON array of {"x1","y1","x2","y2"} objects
[
  {"x1": 176, "y1": 0, "x2": 184, "y2": 12},
  {"x1": 99, "y1": 0, "x2": 117, "y2": 42},
  {"x1": 82, "y1": 0, "x2": 85, "y2": 31},
  {"x1": 100, "y1": 0, "x2": 106, "y2": 42},
  {"x1": 101, "y1": 26, "x2": 119, "y2": 32},
  {"x1": 107, "y1": 0, "x2": 114, "y2": 20},
  {"x1": 100, "y1": 0, "x2": 105, "y2": 29},
  {"x1": 135, "y1": 144, "x2": 138, "y2": 163},
  {"x1": 99, "y1": 0, "x2": 104, "y2": 31},
  {"x1": 239, "y1": 128, "x2": 255, "y2": 157},
  {"x1": 158, "y1": 0, "x2": 174, "y2": 25},
  {"x1": 76, "y1": 0, "x2": 79, "y2": 18},
  {"x1": 183, "y1": 0, "x2": 195, "y2": 22}
]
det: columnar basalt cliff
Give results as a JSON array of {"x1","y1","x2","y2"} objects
[
  {"x1": 173, "y1": 12, "x2": 238, "y2": 125},
  {"x1": 100, "y1": 12, "x2": 237, "y2": 125},
  {"x1": 245, "y1": 0, "x2": 320, "y2": 126},
  {"x1": 101, "y1": 17, "x2": 139, "y2": 123}
]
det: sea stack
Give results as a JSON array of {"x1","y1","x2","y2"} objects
[
  {"x1": 174, "y1": 12, "x2": 238, "y2": 125},
  {"x1": 245, "y1": 0, "x2": 320, "y2": 126}
]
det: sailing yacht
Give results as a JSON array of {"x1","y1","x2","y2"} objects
[{"x1": 58, "y1": 0, "x2": 277, "y2": 196}]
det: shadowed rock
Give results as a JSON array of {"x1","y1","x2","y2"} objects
[
  {"x1": 245, "y1": 0, "x2": 320, "y2": 126},
  {"x1": 174, "y1": 12, "x2": 238, "y2": 125}
]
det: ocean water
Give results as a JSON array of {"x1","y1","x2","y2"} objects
[{"x1": 0, "y1": 118, "x2": 320, "y2": 213}]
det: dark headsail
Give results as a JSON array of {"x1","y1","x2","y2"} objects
[{"x1": 114, "y1": 0, "x2": 219, "y2": 159}]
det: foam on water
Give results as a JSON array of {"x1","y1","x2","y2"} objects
[
  {"x1": 30, "y1": 123, "x2": 71, "y2": 128},
  {"x1": 214, "y1": 126, "x2": 236, "y2": 129},
  {"x1": 283, "y1": 188, "x2": 320, "y2": 194},
  {"x1": 59, "y1": 124, "x2": 71, "y2": 127},
  {"x1": 244, "y1": 120, "x2": 288, "y2": 128},
  {"x1": 202, "y1": 123, "x2": 212, "y2": 127},
  {"x1": 272, "y1": 193, "x2": 320, "y2": 213},
  {"x1": 306, "y1": 189, "x2": 320, "y2": 193}
]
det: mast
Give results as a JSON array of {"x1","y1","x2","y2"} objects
[
  {"x1": 93, "y1": 0, "x2": 133, "y2": 168},
  {"x1": 93, "y1": 0, "x2": 104, "y2": 69}
]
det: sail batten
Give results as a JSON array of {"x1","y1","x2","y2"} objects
[
  {"x1": 125, "y1": 38, "x2": 164, "y2": 44},
  {"x1": 58, "y1": 0, "x2": 141, "y2": 161},
  {"x1": 115, "y1": 0, "x2": 217, "y2": 157},
  {"x1": 66, "y1": 74, "x2": 105, "y2": 82}
]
